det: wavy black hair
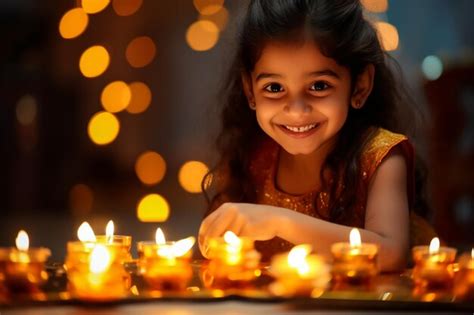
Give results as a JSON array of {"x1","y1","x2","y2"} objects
[{"x1": 202, "y1": 0, "x2": 425, "y2": 223}]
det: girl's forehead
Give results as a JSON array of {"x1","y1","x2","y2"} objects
[{"x1": 253, "y1": 40, "x2": 346, "y2": 76}]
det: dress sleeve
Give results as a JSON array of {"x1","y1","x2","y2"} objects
[{"x1": 361, "y1": 128, "x2": 415, "y2": 208}]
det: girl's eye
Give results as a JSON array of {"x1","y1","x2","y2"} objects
[
  {"x1": 264, "y1": 83, "x2": 284, "y2": 93},
  {"x1": 310, "y1": 81, "x2": 330, "y2": 91}
]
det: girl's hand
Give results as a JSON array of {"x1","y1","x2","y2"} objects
[{"x1": 198, "y1": 202, "x2": 282, "y2": 257}]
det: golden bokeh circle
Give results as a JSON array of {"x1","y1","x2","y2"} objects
[
  {"x1": 87, "y1": 111, "x2": 120, "y2": 145},
  {"x1": 135, "y1": 151, "x2": 167, "y2": 185},
  {"x1": 199, "y1": 6, "x2": 229, "y2": 31},
  {"x1": 125, "y1": 36, "x2": 157, "y2": 68},
  {"x1": 178, "y1": 161, "x2": 209, "y2": 193},
  {"x1": 193, "y1": 0, "x2": 224, "y2": 16},
  {"x1": 112, "y1": 0, "x2": 143, "y2": 16},
  {"x1": 361, "y1": 0, "x2": 388, "y2": 13},
  {"x1": 82, "y1": 0, "x2": 110, "y2": 14},
  {"x1": 185, "y1": 20, "x2": 220, "y2": 52},
  {"x1": 59, "y1": 8, "x2": 89, "y2": 39},
  {"x1": 101, "y1": 81, "x2": 132, "y2": 113},
  {"x1": 375, "y1": 22, "x2": 399, "y2": 51},
  {"x1": 127, "y1": 81, "x2": 152, "y2": 114},
  {"x1": 137, "y1": 194, "x2": 170, "y2": 222},
  {"x1": 79, "y1": 45, "x2": 110, "y2": 78}
]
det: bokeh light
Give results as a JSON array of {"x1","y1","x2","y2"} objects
[
  {"x1": 375, "y1": 22, "x2": 399, "y2": 51},
  {"x1": 178, "y1": 161, "x2": 209, "y2": 193},
  {"x1": 422, "y1": 55, "x2": 443, "y2": 81},
  {"x1": 112, "y1": 0, "x2": 143, "y2": 16},
  {"x1": 69, "y1": 184, "x2": 94, "y2": 216},
  {"x1": 87, "y1": 111, "x2": 120, "y2": 145},
  {"x1": 186, "y1": 20, "x2": 220, "y2": 52},
  {"x1": 135, "y1": 151, "x2": 167, "y2": 185},
  {"x1": 125, "y1": 36, "x2": 156, "y2": 68},
  {"x1": 127, "y1": 81, "x2": 152, "y2": 114},
  {"x1": 361, "y1": 0, "x2": 388, "y2": 13},
  {"x1": 79, "y1": 45, "x2": 110, "y2": 78},
  {"x1": 82, "y1": 0, "x2": 110, "y2": 14},
  {"x1": 101, "y1": 81, "x2": 132, "y2": 113},
  {"x1": 16, "y1": 95, "x2": 37, "y2": 126},
  {"x1": 199, "y1": 6, "x2": 229, "y2": 31},
  {"x1": 59, "y1": 8, "x2": 89, "y2": 39},
  {"x1": 137, "y1": 194, "x2": 170, "y2": 222},
  {"x1": 193, "y1": 0, "x2": 224, "y2": 16}
]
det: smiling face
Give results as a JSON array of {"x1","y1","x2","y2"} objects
[{"x1": 245, "y1": 40, "x2": 353, "y2": 156}]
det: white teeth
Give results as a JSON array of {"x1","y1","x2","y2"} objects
[{"x1": 284, "y1": 123, "x2": 317, "y2": 133}]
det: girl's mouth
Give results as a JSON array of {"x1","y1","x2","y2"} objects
[{"x1": 277, "y1": 122, "x2": 321, "y2": 138}]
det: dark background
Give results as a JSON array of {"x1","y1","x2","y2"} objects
[{"x1": 0, "y1": 0, "x2": 473, "y2": 261}]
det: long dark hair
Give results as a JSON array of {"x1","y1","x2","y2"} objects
[{"x1": 202, "y1": 0, "x2": 423, "y2": 223}]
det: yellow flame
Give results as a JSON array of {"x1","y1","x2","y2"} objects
[
  {"x1": 171, "y1": 237, "x2": 195, "y2": 257},
  {"x1": 106, "y1": 220, "x2": 114, "y2": 244},
  {"x1": 288, "y1": 244, "x2": 312, "y2": 273},
  {"x1": 349, "y1": 228, "x2": 362, "y2": 247},
  {"x1": 155, "y1": 228, "x2": 166, "y2": 245},
  {"x1": 223, "y1": 231, "x2": 241, "y2": 246},
  {"x1": 89, "y1": 245, "x2": 111, "y2": 273},
  {"x1": 78, "y1": 222, "x2": 97, "y2": 242},
  {"x1": 16, "y1": 230, "x2": 29, "y2": 251},
  {"x1": 472, "y1": 248, "x2": 474, "y2": 260},
  {"x1": 429, "y1": 237, "x2": 440, "y2": 255}
]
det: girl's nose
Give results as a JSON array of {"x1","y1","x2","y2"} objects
[{"x1": 284, "y1": 98, "x2": 312, "y2": 114}]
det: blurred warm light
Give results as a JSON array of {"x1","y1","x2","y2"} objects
[
  {"x1": 101, "y1": 81, "x2": 132, "y2": 113},
  {"x1": 223, "y1": 231, "x2": 241, "y2": 247},
  {"x1": 112, "y1": 0, "x2": 143, "y2": 16},
  {"x1": 361, "y1": 0, "x2": 388, "y2": 13},
  {"x1": 16, "y1": 95, "x2": 37, "y2": 126},
  {"x1": 199, "y1": 6, "x2": 229, "y2": 32},
  {"x1": 137, "y1": 194, "x2": 170, "y2": 222},
  {"x1": 59, "y1": 8, "x2": 89, "y2": 39},
  {"x1": 15, "y1": 230, "x2": 29, "y2": 251},
  {"x1": 89, "y1": 245, "x2": 111, "y2": 273},
  {"x1": 78, "y1": 222, "x2": 97, "y2": 242},
  {"x1": 193, "y1": 0, "x2": 224, "y2": 15},
  {"x1": 125, "y1": 36, "x2": 156, "y2": 68},
  {"x1": 79, "y1": 45, "x2": 110, "y2": 78},
  {"x1": 135, "y1": 151, "x2": 167, "y2": 185},
  {"x1": 288, "y1": 245, "x2": 312, "y2": 275},
  {"x1": 88, "y1": 111, "x2": 120, "y2": 145},
  {"x1": 179, "y1": 161, "x2": 209, "y2": 193},
  {"x1": 171, "y1": 237, "x2": 195, "y2": 257},
  {"x1": 429, "y1": 237, "x2": 440, "y2": 255},
  {"x1": 106, "y1": 220, "x2": 114, "y2": 243},
  {"x1": 155, "y1": 228, "x2": 166, "y2": 244},
  {"x1": 421, "y1": 55, "x2": 443, "y2": 81},
  {"x1": 127, "y1": 81, "x2": 152, "y2": 114},
  {"x1": 186, "y1": 20, "x2": 219, "y2": 52},
  {"x1": 349, "y1": 228, "x2": 362, "y2": 247},
  {"x1": 82, "y1": 0, "x2": 110, "y2": 14},
  {"x1": 69, "y1": 183, "x2": 94, "y2": 216},
  {"x1": 375, "y1": 22, "x2": 399, "y2": 51}
]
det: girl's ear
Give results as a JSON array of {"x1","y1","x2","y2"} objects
[
  {"x1": 241, "y1": 72, "x2": 256, "y2": 110},
  {"x1": 351, "y1": 64, "x2": 375, "y2": 109}
]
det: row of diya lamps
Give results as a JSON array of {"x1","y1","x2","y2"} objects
[{"x1": 0, "y1": 221, "x2": 473, "y2": 302}]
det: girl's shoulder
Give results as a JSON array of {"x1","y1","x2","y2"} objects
[{"x1": 361, "y1": 127, "x2": 414, "y2": 181}]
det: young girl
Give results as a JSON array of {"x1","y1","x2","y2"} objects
[{"x1": 199, "y1": 0, "x2": 436, "y2": 271}]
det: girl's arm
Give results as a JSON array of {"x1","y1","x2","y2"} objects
[
  {"x1": 274, "y1": 149, "x2": 410, "y2": 271},
  {"x1": 199, "y1": 150, "x2": 409, "y2": 272}
]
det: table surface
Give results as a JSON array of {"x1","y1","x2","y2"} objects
[{"x1": 1, "y1": 261, "x2": 473, "y2": 314}]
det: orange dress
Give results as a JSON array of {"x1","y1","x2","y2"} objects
[{"x1": 248, "y1": 128, "x2": 436, "y2": 261}]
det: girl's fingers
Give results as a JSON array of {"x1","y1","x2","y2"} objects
[
  {"x1": 199, "y1": 203, "x2": 231, "y2": 237},
  {"x1": 206, "y1": 206, "x2": 238, "y2": 238}
]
